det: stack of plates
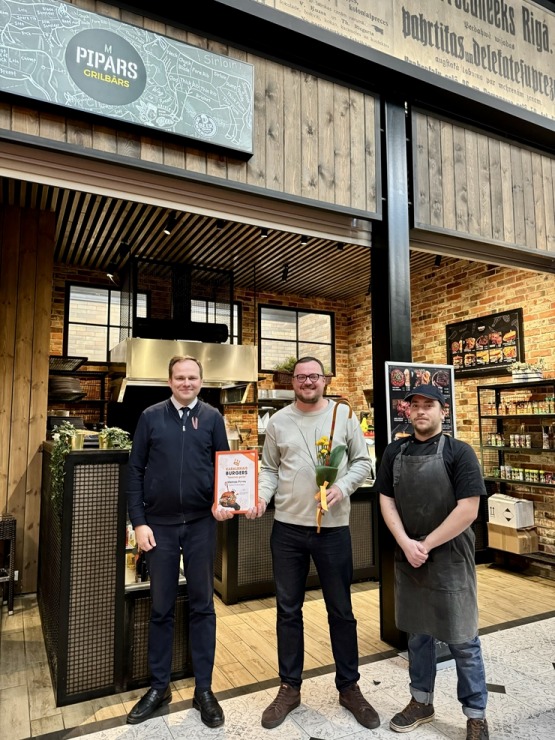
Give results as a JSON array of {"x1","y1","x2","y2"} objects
[{"x1": 48, "y1": 376, "x2": 86, "y2": 403}]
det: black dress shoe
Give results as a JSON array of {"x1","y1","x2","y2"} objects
[
  {"x1": 193, "y1": 688, "x2": 225, "y2": 728},
  {"x1": 127, "y1": 686, "x2": 172, "y2": 724}
]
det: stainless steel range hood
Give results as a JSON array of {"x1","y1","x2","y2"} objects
[{"x1": 109, "y1": 338, "x2": 258, "y2": 402}]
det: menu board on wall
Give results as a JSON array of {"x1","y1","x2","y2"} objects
[
  {"x1": 445, "y1": 309, "x2": 524, "y2": 378},
  {"x1": 385, "y1": 361, "x2": 456, "y2": 443}
]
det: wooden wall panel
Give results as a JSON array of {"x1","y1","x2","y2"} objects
[
  {"x1": 0, "y1": 205, "x2": 55, "y2": 593},
  {"x1": 414, "y1": 111, "x2": 555, "y2": 254},
  {"x1": 0, "y1": 1, "x2": 379, "y2": 219},
  {"x1": 0, "y1": 207, "x2": 20, "y2": 508}
]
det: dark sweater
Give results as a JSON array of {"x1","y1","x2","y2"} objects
[{"x1": 127, "y1": 398, "x2": 229, "y2": 526}]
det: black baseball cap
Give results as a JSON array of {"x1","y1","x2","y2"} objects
[{"x1": 404, "y1": 384, "x2": 446, "y2": 407}]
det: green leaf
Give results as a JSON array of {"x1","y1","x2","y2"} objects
[
  {"x1": 315, "y1": 465, "x2": 339, "y2": 485},
  {"x1": 328, "y1": 444, "x2": 347, "y2": 468}
]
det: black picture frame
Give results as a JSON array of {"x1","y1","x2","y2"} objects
[{"x1": 445, "y1": 309, "x2": 525, "y2": 378}]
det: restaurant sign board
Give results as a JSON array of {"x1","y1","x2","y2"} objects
[
  {"x1": 249, "y1": 0, "x2": 555, "y2": 123},
  {"x1": 0, "y1": 0, "x2": 254, "y2": 154}
]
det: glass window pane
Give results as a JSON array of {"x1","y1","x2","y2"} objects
[
  {"x1": 298, "y1": 311, "x2": 331, "y2": 343},
  {"x1": 109, "y1": 291, "x2": 121, "y2": 325},
  {"x1": 298, "y1": 343, "x2": 332, "y2": 373},
  {"x1": 260, "y1": 307, "x2": 296, "y2": 340},
  {"x1": 136, "y1": 293, "x2": 148, "y2": 319},
  {"x1": 68, "y1": 286, "x2": 108, "y2": 323},
  {"x1": 261, "y1": 340, "x2": 297, "y2": 372},
  {"x1": 67, "y1": 324, "x2": 108, "y2": 362},
  {"x1": 109, "y1": 327, "x2": 122, "y2": 354},
  {"x1": 191, "y1": 300, "x2": 208, "y2": 323}
]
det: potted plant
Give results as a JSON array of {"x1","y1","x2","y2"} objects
[
  {"x1": 49, "y1": 421, "x2": 78, "y2": 512},
  {"x1": 508, "y1": 359, "x2": 544, "y2": 382},
  {"x1": 98, "y1": 426, "x2": 132, "y2": 450},
  {"x1": 272, "y1": 356, "x2": 298, "y2": 385}
]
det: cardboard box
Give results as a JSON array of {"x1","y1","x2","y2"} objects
[
  {"x1": 487, "y1": 493, "x2": 534, "y2": 529},
  {"x1": 487, "y1": 523, "x2": 538, "y2": 554}
]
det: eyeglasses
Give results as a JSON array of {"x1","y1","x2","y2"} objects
[{"x1": 293, "y1": 373, "x2": 325, "y2": 383}]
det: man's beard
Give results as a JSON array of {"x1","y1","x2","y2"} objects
[{"x1": 295, "y1": 390, "x2": 321, "y2": 404}]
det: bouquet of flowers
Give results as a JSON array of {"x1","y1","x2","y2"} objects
[{"x1": 313, "y1": 399, "x2": 353, "y2": 532}]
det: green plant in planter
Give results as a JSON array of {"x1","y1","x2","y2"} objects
[
  {"x1": 50, "y1": 421, "x2": 77, "y2": 513},
  {"x1": 508, "y1": 359, "x2": 545, "y2": 380},
  {"x1": 273, "y1": 357, "x2": 298, "y2": 374},
  {"x1": 98, "y1": 426, "x2": 132, "y2": 450}
]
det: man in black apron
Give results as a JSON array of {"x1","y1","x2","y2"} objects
[{"x1": 375, "y1": 384, "x2": 489, "y2": 740}]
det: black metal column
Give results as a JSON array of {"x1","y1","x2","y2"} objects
[{"x1": 372, "y1": 99, "x2": 412, "y2": 649}]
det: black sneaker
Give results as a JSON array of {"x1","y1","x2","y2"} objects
[{"x1": 390, "y1": 697, "x2": 434, "y2": 733}]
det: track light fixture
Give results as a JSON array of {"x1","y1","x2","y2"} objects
[
  {"x1": 216, "y1": 219, "x2": 226, "y2": 230},
  {"x1": 163, "y1": 214, "x2": 176, "y2": 235},
  {"x1": 434, "y1": 255, "x2": 442, "y2": 267},
  {"x1": 282, "y1": 263, "x2": 289, "y2": 281},
  {"x1": 260, "y1": 227, "x2": 269, "y2": 238},
  {"x1": 106, "y1": 261, "x2": 119, "y2": 284},
  {"x1": 300, "y1": 234, "x2": 308, "y2": 246},
  {"x1": 336, "y1": 242, "x2": 345, "y2": 251}
]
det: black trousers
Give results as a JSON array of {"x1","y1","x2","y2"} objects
[
  {"x1": 146, "y1": 516, "x2": 217, "y2": 689},
  {"x1": 271, "y1": 520, "x2": 359, "y2": 691}
]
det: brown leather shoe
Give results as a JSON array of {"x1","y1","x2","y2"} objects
[
  {"x1": 339, "y1": 682, "x2": 380, "y2": 729},
  {"x1": 261, "y1": 683, "x2": 301, "y2": 729}
]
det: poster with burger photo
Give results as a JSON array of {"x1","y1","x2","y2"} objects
[
  {"x1": 385, "y1": 361, "x2": 455, "y2": 443},
  {"x1": 445, "y1": 308, "x2": 524, "y2": 378}
]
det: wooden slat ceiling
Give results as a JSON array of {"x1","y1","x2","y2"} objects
[{"x1": 0, "y1": 177, "x2": 440, "y2": 300}]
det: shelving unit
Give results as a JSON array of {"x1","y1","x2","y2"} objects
[
  {"x1": 477, "y1": 379, "x2": 555, "y2": 558},
  {"x1": 48, "y1": 362, "x2": 109, "y2": 427}
]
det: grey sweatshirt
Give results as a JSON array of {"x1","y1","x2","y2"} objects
[{"x1": 258, "y1": 399, "x2": 371, "y2": 527}]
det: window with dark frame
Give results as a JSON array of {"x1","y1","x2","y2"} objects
[
  {"x1": 64, "y1": 284, "x2": 148, "y2": 362},
  {"x1": 258, "y1": 305, "x2": 334, "y2": 373},
  {"x1": 65, "y1": 286, "x2": 241, "y2": 362},
  {"x1": 191, "y1": 299, "x2": 241, "y2": 344}
]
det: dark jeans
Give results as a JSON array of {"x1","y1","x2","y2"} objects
[
  {"x1": 146, "y1": 517, "x2": 216, "y2": 690},
  {"x1": 270, "y1": 519, "x2": 359, "y2": 691},
  {"x1": 408, "y1": 633, "x2": 488, "y2": 718}
]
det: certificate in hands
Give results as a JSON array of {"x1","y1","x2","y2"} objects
[{"x1": 214, "y1": 450, "x2": 258, "y2": 514}]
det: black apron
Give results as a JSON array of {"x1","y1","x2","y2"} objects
[{"x1": 392, "y1": 435, "x2": 478, "y2": 643}]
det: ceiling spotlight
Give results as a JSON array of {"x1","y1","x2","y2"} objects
[
  {"x1": 434, "y1": 255, "x2": 442, "y2": 267},
  {"x1": 336, "y1": 242, "x2": 345, "y2": 251},
  {"x1": 163, "y1": 214, "x2": 176, "y2": 235},
  {"x1": 300, "y1": 234, "x2": 308, "y2": 246},
  {"x1": 260, "y1": 227, "x2": 269, "y2": 238},
  {"x1": 216, "y1": 219, "x2": 226, "y2": 230},
  {"x1": 281, "y1": 263, "x2": 289, "y2": 281},
  {"x1": 106, "y1": 261, "x2": 119, "y2": 283}
]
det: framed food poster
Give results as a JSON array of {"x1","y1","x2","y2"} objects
[
  {"x1": 385, "y1": 362, "x2": 456, "y2": 442},
  {"x1": 446, "y1": 309, "x2": 524, "y2": 377},
  {"x1": 214, "y1": 450, "x2": 258, "y2": 514}
]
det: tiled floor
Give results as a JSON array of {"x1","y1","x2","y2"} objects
[{"x1": 34, "y1": 615, "x2": 555, "y2": 740}]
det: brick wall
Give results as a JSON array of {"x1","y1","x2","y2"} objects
[{"x1": 50, "y1": 258, "x2": 555, "y2": 563}]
